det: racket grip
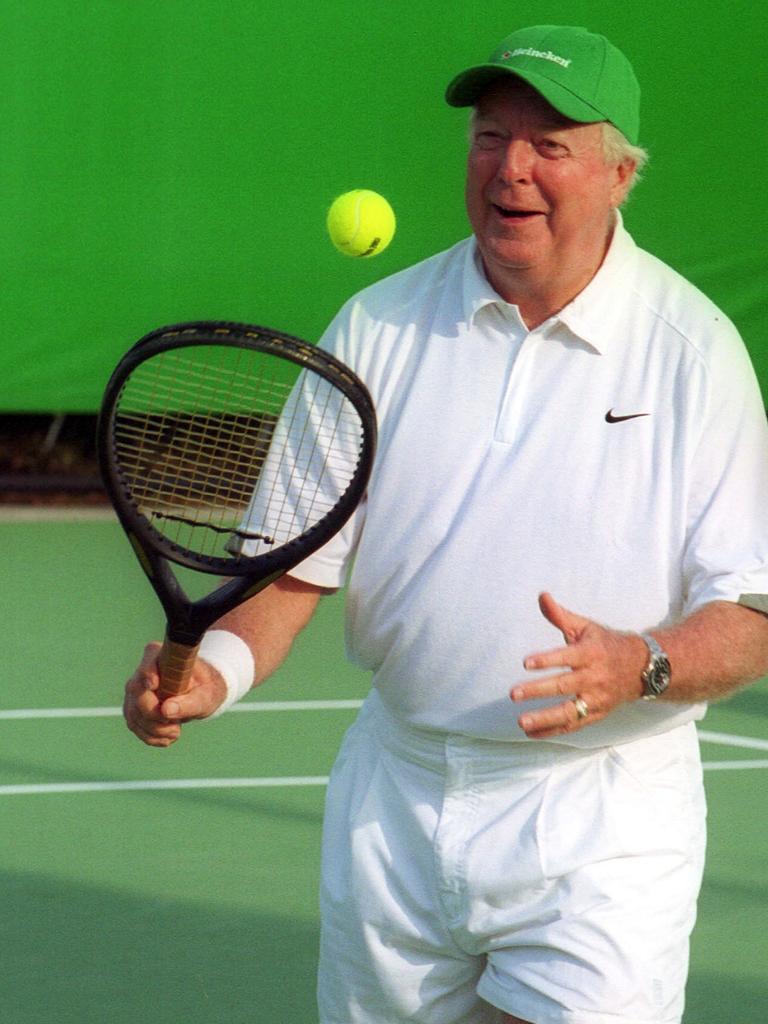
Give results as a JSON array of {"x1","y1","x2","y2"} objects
[{"x1": 157, "y1": 637, "x2": 201, "y2": 698}]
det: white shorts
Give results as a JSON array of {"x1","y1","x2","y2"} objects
[{"x1": 318, "y1": 691, "x2": 707, "y2": 1024}]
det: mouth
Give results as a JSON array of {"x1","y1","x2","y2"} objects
[{"x1": 491, "y1": 203, "x2": 544, "y2": 221}]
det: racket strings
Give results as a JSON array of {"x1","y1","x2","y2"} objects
[
  {"x1": 285, "y1": 379, "x2": 359, "y2": 527},
  {"x1": 232, "y1": 367, "x2": 364, "y2": 557},
  {"x1": 112, "y1": 345, "x2": 366, "y2": 562},
  {"x1": 257, "y1": 370, "x2": 344, "y2": 548},
  {"x1": 154, "y1": 345, "x2": 276, "y2": 543},
  {"x1": 117, "y1": 348, "x2": 287, "y2": 508}
]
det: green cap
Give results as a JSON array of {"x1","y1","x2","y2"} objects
[{"x1": 445, "y1": 25, "x2": 641, "y2": 144}]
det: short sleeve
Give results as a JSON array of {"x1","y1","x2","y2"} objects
[{"x1": 682, "y1": 325, "x2": 768, "y2": 613}]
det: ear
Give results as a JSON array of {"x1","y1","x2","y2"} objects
[{"x1": 609, "y1": 157, "x2": 637, "y2": 208}]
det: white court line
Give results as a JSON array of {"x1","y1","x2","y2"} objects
[
  {"x1": 2, "y1": 760, "x2": 767, "y2": 797},
  {"x1": 697, "y1": 729, "x2": 768, "y2": 752},
  {"x1": 0, "y1": 711, "x2": 766, "y2": 796},
  {"x1": 0, "y1": 699, "x2": 365, "y2": 720},
  {"x1": 0, "y1": 776, "x2": 330, "y2": 797},
  {"x1": 0, "y1": 506, "x2": 115, "y2": 522},
  {"x1": 701, "y1": 760, "x2": 768, "y2": 771},
  {"x1": 0, "y1": 707, "x2": 120, "y2": 720},
  {"x1": 0, "y1": 705, "x2": 765, "y2": 755}
]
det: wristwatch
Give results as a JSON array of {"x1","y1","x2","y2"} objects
[{"x1": 639, "y1": 633, "x2": 671, "y2": 700}]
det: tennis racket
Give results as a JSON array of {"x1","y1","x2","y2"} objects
[{"x1": 98, "y1": 320, "x2": 376, "y2": 699}]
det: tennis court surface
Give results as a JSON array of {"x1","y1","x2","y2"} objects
[{"x1": 2, "y1": 511, "x2": 766, "y2": 1022}]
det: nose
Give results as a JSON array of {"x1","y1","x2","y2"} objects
[{"x1": 497, "y1": 139, "x2": 534, "y2": 183}]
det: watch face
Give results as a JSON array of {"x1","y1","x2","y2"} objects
[{"x1": 643, "y1": 655, "x2": 671, "y2": 698}]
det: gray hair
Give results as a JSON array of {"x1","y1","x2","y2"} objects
[{"x1": 602, "y1": 123, "x2": 649, "y2": 198}]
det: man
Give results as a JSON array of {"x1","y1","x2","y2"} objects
[{"x1": 124, "y1": 25, "x2": 768, "y2": 1024}]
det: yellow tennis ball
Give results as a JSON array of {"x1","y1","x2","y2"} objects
[{"x1": 327, "y1": 190, "x2": 396, "y2": 258}]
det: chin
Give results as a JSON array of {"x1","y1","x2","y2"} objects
[{"x1": 481, "y1": 239, "x2": 539, "y2": 272}]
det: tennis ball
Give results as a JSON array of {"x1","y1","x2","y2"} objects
[{"x1": 327, "y1": 190, "x2": 396, "y2": 258}]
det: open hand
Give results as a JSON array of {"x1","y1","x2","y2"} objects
[{"x1": 511, "y1": 593, "x2": 648, "y2": 739}]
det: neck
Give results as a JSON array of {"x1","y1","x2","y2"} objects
[
  {"x1": 488, "y1": 263, "x2": 598, "y2": 331},
  {"x1": 484, "y1": 214, "x2": 618, "y2": 331}
]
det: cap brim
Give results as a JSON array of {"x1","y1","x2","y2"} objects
[{"x1": 445, "y1": 64, "x2": 608, "y2": 127}]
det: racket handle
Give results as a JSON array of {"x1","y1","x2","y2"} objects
[{"x1": 157, "y1": 637, "x2": 201, "y2": 698}]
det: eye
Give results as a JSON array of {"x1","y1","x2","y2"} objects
[
  {"x1": 473, "y1": 129, "x2": 505, "y2": 151},
  {"x1": 536, "y1": 138, "x2": 569, "y2": 158}
]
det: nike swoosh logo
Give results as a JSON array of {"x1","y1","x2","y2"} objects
[{"x1": 605, "y1": 409, "x2": 650, "y2": 423}]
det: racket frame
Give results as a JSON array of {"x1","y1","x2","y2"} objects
[{"x1": 98, "y1": 321, "x2": 376, "y2": 651}]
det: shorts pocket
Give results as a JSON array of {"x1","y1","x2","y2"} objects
[
  {"x1": 537, "y1": 729, "x2": 704, "y2": 880},
  {"x1": 607, "y1": 726, "x2": 706, "y2": 862}
]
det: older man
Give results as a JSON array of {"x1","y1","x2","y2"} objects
[{"x1": 124, "y1": 25, "x2": 768, "y2": 1024}]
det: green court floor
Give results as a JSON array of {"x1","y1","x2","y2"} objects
[{"x1": 1, "y1": 513, "x2": 766, "y2": 1022}]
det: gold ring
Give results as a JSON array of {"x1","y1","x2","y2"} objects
[{"x1": 572, "y1": 697, "x2": 589, "y2": 720}]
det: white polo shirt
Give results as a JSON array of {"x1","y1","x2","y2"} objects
[{"x1": 291, "y1": 217, "x2": 768, "y2": 746}]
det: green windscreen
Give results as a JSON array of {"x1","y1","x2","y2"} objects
[{"x1": 1, "y1": 2, "x2": 765, "y2": 411}]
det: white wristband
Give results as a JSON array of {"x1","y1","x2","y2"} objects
[{"x1": 198, "y1": 630, "x2": 255, "y2": 718}]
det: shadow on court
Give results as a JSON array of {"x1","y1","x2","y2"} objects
[
  {"x1": 0, "y1": 743, "x2": 326, "y2": 829},
  {"x1": 686, "y1": 971, "x2": 768, "y2": 1023},
  {"x1": 2, "y1": 867, "x2": 766, "y2": 1024},
  {"x1": 0, "y1": 870, "x2": 318, "y2": 1023}
]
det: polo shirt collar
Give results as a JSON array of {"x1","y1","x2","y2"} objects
[
  {"x1": 555, "y1": 212, "x2": 637, "y2": 354},
  {"x1": 463, "y1": 211, "x2": 638, "y2": 353},
  {"x1": 463, "y1": 243, "x2": 528, "y2": 331}
]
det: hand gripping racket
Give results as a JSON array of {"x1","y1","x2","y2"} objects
[{"x1": 98, "y1": 320, "x2": 376, "y2": 699}]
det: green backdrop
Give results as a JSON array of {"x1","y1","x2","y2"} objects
[{"x1": 1, "y1": 0, "x2": 765, "y2": 412}]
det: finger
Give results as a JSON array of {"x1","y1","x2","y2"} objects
[
  {"x1": 519, "y1": 698, "x2": 600, "y2": 738},
  {"x1": 137, "y1": 642, "x2": 163, "y2": 688},
  {"x1": 159, "y1": 690, "x2": 206, "y2": 721},
  {"x1": 124, "y1": 683, "x2": 179, "y2": 731},
  {"x1": 124, "y1": 649, "x2": 162, "y2": 711},
  {"x1": 124, "y1": 680, "x2": 181, "y2": 749},
  {"x1": 126, "y1": 673, "x2": 170, "y2": 724},
  {"x1": 523, "y1": 645, "x2": 587, "y2": 673},
  {"x1": 129, "y1": 716, "x2": 183, "y2": 749},
  {"x1": 130, "y1": 722, "x2": 181, "y2": 748},
  {"x1": 123, "y1": 698, "x2": 181, "y2": 746},
  {"x1": 538, "y1": 592, "x2": 590, "y2": 643},
  {"x1": 511, "y1": 670, "x2": 585, "y2": 703},
  {"x1": 158, "y1": 662, "x2": 228, "y2": 722}
]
